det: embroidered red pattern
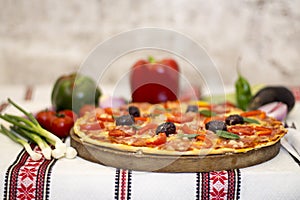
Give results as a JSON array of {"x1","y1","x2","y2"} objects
[
  {"x1": 199, "y1": 170, "x2": 240, "y2": 200},
  {"x1": 4, "y1": 145, "x2": 57, "y2": 200},
  {"x1": 115, "y1": 169, "x2": 132, "y2": 200},
  {"x1": 209, "y1": 171, "x2": 228, "y2": 200}
]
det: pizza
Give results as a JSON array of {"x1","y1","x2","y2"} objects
[{"x1": 73, "y1": 101, "x2": 287, "y2": 156}]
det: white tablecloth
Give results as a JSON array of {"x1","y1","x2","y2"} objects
[{"x1": 0, "y1": 85, "x2": 300, "y2": 200}]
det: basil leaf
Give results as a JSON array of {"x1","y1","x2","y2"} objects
[
  {"x1": 243, "y1": 117, "x2": 260, "y2": 124},
  {"x1": 132, "y1": 125, "x2": 141, "y2": 130},
  {"x1": 199, "y1": 109, "x2": 217, "y2": 117},
  {"x1": 216, "y1": 130, "x2": 240, "y2": 140},
  {"x1": 177, "y1": 133, "x2": 199, "y2": 139}
]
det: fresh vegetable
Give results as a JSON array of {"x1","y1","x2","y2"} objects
[
  {"x1": 235, "y1": 72, "x2": 252, "y2": 111},
  {"x1": 51, "y1": 73, "x2": 101, "y2": 114},
  {"x1": 257, "y1": 102, "x2": 288, "y2": 121},
  {"x1": 36, "y1": 109, "x2": 77, "y2": 138},
  {"x1": 0, "y1": 98, "x2": 77, "y2": 159},
  {"x1": 130, "y1": 56, "x2": 180, "y2": 104},
  {"x1": 0, "y1": 125, "x2": 42, "y2": 161},
  {"x1": 248, "y1": 86, "x2": 295, "y2": 112},
  {"x1": 35, "y1": 110, "x2": 55, "y2": 131},
  {"x1": 11, "y1": 126, "x2": 52, "y2": 160}
]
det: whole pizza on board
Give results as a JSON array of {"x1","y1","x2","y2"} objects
[{"x1": 72, "y1": 100, "x2": 287, "y2": 158}]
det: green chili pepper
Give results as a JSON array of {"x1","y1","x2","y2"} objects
[{"x1": 235, "y1": 73, "x2": 252, "y2": 111}]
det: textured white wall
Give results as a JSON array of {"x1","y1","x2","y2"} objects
[{"x1": 0, "y1": 0, "x2": 299, "y2": 87}]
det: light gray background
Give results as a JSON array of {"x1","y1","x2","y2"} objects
[{"x1": 1, "y1": 0, "x2": 299, "y2": 87}]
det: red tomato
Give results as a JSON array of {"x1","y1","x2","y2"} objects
[
  {"x1": 59, "y1": 110, "x2": 77, "y2": 121},
  {"x1": 51, "y1": 116, "x2": 74, "y2": 138},
  {"x1": 146, "y1": 133, "x2": 167, "y2": 146},
  {"x1": 36, "y1": 110, "x2": 55, "y2": 130},
  {"x1": 108, "y1": 129, "x2": 130, "y2": 137},
  {"x1": 35, "y1": 109, "x2": 76, "y2": 138},
  {"x1": 227, "y1": 126, "x2": 254, "y2": 136}
]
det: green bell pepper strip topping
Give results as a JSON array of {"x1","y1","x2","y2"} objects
[
  {"x1": 199, "y1": 109, "x2": 217, "y2": 117},
  {"x1": 177, "y1": 133, "x2": 199, "y2": 139},
  {"x1": 243, "y1": 117, "x2": 260, "y2": 124},
  {"x1": 216, "y1": 130, "x2": 240, "y2": 140}
]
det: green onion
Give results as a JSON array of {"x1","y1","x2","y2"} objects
[
  {"x1": 11, "y1": 126, "x2": 52, "y2": 160},
  {"x1": 216, "y1": 130, "x2": 240, "y2": 140},
  {"x1": 0, "y1": 98, "x2": 76, "y2": 159},
  {"x1": 0, "y1": 125, "x2": 42, "y2": 161},
  {"x1": 243, "y1": 117, "x2": 260, "y2": 124},
  {"x1": 199, "y1": 109, "x2": 217, "y2": 117},
  {"x1": 2, "y1": 98, "x2": 67, "y2": 153}
]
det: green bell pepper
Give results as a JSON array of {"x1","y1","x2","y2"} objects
[{"x1": 51, "y1": 73, "x2": 101, "y2": 113}]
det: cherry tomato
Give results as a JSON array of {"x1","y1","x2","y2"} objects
[
  {"x1": 36, "y1": 110, "x2": 55, "y2": 131},
  {"x1": 35, "y1": 109, "x2": 76, "y2": 138},
  {"x1": 51, "y1": 115, "x2": 74, "y2": 138},
  {"x1": 59, "y1": 110, "x2": 77, "y2": 121}
]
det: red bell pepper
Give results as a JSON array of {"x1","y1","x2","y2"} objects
[{"x1": 130, "y1": 56, "x2": 180, "y2": 104}]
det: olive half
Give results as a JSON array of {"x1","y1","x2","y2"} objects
[{"x1": 248, "y1": 86, "x2": 295, "y2": 112}]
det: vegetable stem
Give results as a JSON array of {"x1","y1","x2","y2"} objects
[
  {"x1": 11, "y1": 126, "x2": 52, "y2": 160},
  {"x1": 8, "y1": 98, "x2": 39, "y2": 125},
  {"x1": 1, "y1": 98, "x2": 69, "y2": 157},
  {"x1": 0, "y1": 125, "x2": 42, "y2": 161}
]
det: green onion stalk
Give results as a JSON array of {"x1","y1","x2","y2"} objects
[
  {"x1": 0, "y1": 125, "x2": 42, "y2": 161},
  {"x1": 0, "y1": 98, "x2": 70, "y2": 159},
  {"x1": 11, "y1": 126, "x2": 52, "y2": 160}
]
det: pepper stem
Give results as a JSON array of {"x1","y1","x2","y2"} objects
[
  {"x1": 148, "y1": 56, "x2": 156, "y2": 63},
  {"x1": 236, "y1": 56, "x2": 242, "y2": 76}
]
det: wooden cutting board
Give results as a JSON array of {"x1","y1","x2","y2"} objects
[{"x1": 70, "y1": 130, "x2": 280, "y2": 173}]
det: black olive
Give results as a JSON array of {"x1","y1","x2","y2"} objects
[
  {"x1": 225, "y1": 114, "x2": 244, "y2": 125},
  {"x1": 248, "y1": 86, "x2": 295, "y2": 112},
  {"x1": 186, "y1": 105, "x2": 199, "y2": 113},
  {"x1": 128, "y1": 106, "x2": 140, "y2": 117},
  {"x1": 205, "y1": 120, "x2": 227, "y2": 133},
  {"x1": 156, "y1": 122, "x2": 176, "y2": 136},
  {"x1": 116, "y1": 115, "x2": 135, "y2": 126}
]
